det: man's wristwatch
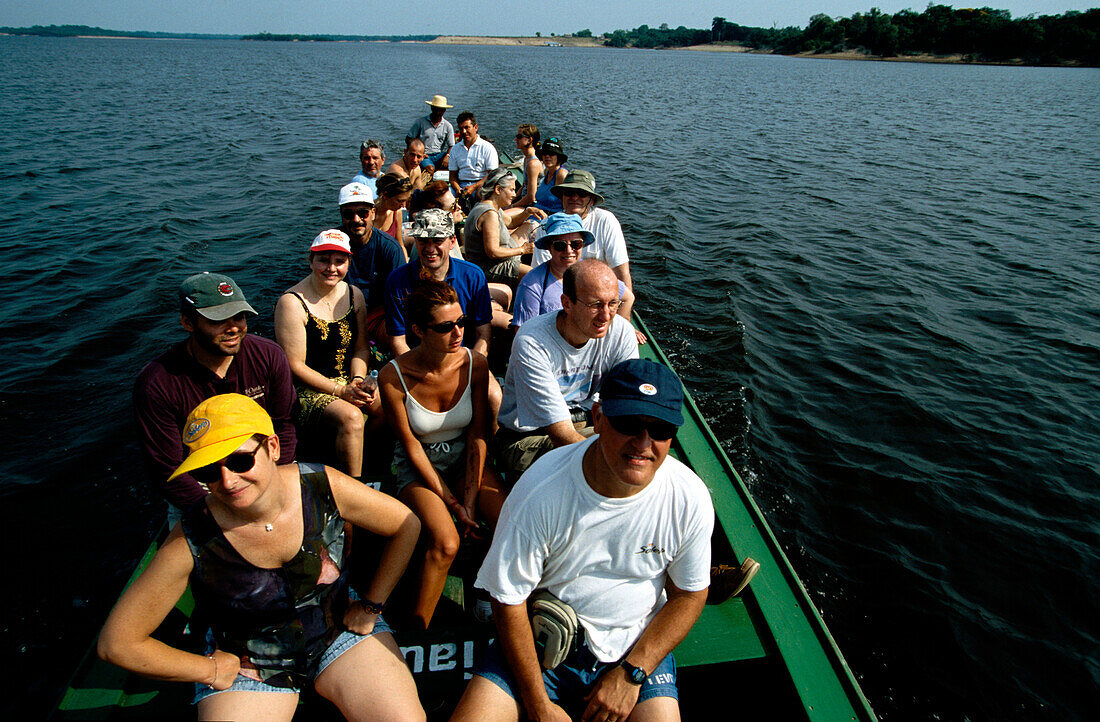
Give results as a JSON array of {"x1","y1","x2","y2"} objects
[{"x1": 620, "y1": 660, "x2": 648, "y2": 685}]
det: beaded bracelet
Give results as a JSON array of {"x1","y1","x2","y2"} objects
[{"x1": 207, "y1": 653, "x2": 218, "y2": 688}]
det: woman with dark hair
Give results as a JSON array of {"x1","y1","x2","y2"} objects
[
  {"x1": 509, "y1": 123, "x2": 543, "y2": 209},
  {"x1": 377, "y1": 279, "x2": 505, "y2": 629},
  {"x1": 533, "y1": 137, "x2": 569, "y2": 214},
  {"x1": 374, "y1": 172, "x2": 414, "y2": 259},
  {"x1": 410, "y1": 179, "x2": 465, "y2": 232},
  {"x1": 98, "y1": 393, "x2": 424, "y2": 721},
  {"x1": 274, "y1": 230, "x2": 380, "y2": 479}
]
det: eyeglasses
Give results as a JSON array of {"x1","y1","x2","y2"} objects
[
  {"x1": 515, "y1": 134, "x2": 528, "y2": 139},
  {"x1": 579, "y1": 299, "x2": 621, "y2": 312},
  {"x1": 426, "y1": 315, "x2": 467, "y2": 334},
  {"x1": 561, "y1": 189, "x2": 590, "y2": 199},
  {"x1": 551, "y1": 239, "x2": 586, "y2": 252},
  {"x1": 340, "y1": 206, "x2": 373, "y2": 219},
  {"x1": 605, "y1": 415, "x2": 677, "y2": 441},
  {"x1": 190, "y1": 440, "x2": 267, "y2": 484}
]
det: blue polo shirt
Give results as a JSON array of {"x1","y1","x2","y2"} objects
[
  {"x1": 384, "y1": 257, "x2": 494, "y2": 345},
  {"x1": 347, "y1": 227, "x2": 406, "y2": 311}
]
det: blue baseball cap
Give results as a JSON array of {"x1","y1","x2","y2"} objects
[
  {"x1": 598, "y1": 359, "x2": 684, "y2": 427},
  {"x1": 534, "y1": 212, "x2": 596, "y2": 250}
]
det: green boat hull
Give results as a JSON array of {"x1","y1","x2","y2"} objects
[{"x1": 53, "y1": 312, "x2": 874, "y2": 720}]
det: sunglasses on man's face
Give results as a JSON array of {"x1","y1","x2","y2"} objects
[
  {"x1": 340, "y1": 206, "x2": 374, "y2": 219},
  {"x1": 426, "y1": 315, "x2": 468, "y2": 334},
  {"x1": 190, "y1": 441, "x2": 267, "y2": 484},
  {"x1": 605, "y1": 415, "x2": 677, "y2": 441},
  {"x1": 551, "y1": 239, "x2": 586, "y2": 252}
]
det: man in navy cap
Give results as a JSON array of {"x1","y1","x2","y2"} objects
[
  {"x1": 454, "y1": 359, "x2": 714, "y2": 722},
  {"x1": 133, "y1": 272, "x2": 298, "y2": 523}
]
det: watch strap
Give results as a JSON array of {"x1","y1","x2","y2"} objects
[{"x1": 620, "y1": 659, "x2": 647, "y2": 684}]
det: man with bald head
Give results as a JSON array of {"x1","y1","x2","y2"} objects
[
  {"x1": 496, "y1": 259, "x2": 640, "y2": 474},
  {"x1": 387, "y1": 137, "x2": 427, "y2": 189}
]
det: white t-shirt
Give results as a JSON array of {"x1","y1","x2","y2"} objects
[
  {"x1": 498, "y1": 312, "x2": 639, "y2": 433},
  {"x1": 533, "y1": 207, "x2": 629, "y2": 269},
  {"x1": 475, "y1": 438, "x2": 714, "y2": 662},
  {"x1": 450, "y1": 137, "x2": 499, "y2": 186}
]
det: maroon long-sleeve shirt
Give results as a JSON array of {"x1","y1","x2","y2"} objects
[{"x1": 133, "y1": 334, "x2": 298, "y2": 509}]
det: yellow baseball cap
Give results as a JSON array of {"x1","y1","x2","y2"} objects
[{"x1": 168, "y1": 393, "x2": 275, "y2": 481}]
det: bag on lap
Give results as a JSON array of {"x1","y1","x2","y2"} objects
[{"x1": 530, "y1": 590, "x2": 579, "y2": 670}]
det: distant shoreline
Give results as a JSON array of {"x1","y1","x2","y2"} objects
[
  {"x1": 427, "y1": 35, "x2": 600, "y2": 47},
  {"x1": 3, "y1": 31, "x2": 1088, "y2": 67},
  {"x1": 429, "y1": 36, "x2": 1080, "y2": 66}
]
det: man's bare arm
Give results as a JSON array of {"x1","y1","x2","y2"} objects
[{"x1": 581, "y1": 581, "x2": 707, "y2": 721}]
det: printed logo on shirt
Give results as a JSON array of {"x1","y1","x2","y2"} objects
[
  {"x1": 243, "y1": 385, "x2": 265, "y2": 400},
  {"x1": 636, "y1": 543, "x2": 665, "y2": 555},
  {"x1": 183, "y1": 418, "x2": 210, "y2": 443}
]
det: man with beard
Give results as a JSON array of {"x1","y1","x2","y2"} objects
[
  {"x1": 339, "y1": 182, "x2": 406, "y2": 348},
  {"x1": 133, "y1": 272, "x2": 297, "y2": 522}
]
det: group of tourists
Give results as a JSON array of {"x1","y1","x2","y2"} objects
[{"x1": 99, "y1": 93, "x2": 757, "y2": 721}]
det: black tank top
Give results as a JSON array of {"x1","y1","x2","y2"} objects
[{"x1": 290, "y1": 289, "x2": 357, "y2": 380}]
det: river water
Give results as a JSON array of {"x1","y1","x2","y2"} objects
[{"x1": 1, "y1": 37, "x2": 1097, "y2": 720}]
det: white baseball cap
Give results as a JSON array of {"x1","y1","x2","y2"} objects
[{"x1": 338, "y1": 182, "x2": 375, "y2": 206}]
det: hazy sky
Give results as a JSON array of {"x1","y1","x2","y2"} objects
[{"x1": 0, "y1": 1, "x2": 1093, "y2": 35}]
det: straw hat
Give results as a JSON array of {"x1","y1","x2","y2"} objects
[{"x1": 426, "y1": 94, "x2": 453, "y2": 109}]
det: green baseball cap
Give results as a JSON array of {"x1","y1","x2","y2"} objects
[
  {"x1": 551, "y1": 170, "x2": 604, "y2": 205},
  {"x1": 178, "y1": 272, "x2": 257, "y2": 321}
]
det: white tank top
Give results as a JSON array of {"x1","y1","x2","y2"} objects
[{"x1": 389, "y1": 348, "x2": 474, "y2": 444}]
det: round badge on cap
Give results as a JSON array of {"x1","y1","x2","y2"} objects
[
  {"x1": 217, "y1": 282, "x2": 234, "y2": 297},
  {"x1": 184, "y1": 418, "x2": 210, "y2": 443},
  {"x1": 639, "y1": 383, "x2": 658, "y2": 396}
]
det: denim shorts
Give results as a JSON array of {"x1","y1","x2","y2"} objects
[
  {"x1": 192, "y1": 615, "x2": 393, "y2": 704},
  {"x1": 421, "y1": 150, "x2": 448, "y2": 169},
  {"x1": 474, "y1": 638, "x2": 677, "y2": 714}
]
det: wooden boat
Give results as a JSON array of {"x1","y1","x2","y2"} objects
[
  {"x1": 52, "y1": 312, "x2": 875, "y2": 720},
  {"x1": 53, "y1": 148, "x2": 875, "y2": 720}
]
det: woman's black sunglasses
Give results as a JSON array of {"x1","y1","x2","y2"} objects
[
  {"x1": 551, "y1": 239, "x2": 586, "y2": 252},
  {"x1": 605, "y1": 415, "x2": 677, "y2": 441},
  {"x1": 191, "y1": 440, "x2": 267, "y2": 483},
  {"x1": 427, "y1": 315, "x2": 468, "y2": 334}
]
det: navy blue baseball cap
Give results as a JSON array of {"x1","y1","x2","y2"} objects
[{"x1": 598, "y1": 359, "x2": 684, "y2": 427}]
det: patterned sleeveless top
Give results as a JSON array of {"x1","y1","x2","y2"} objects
[{"x1": 181, "y1": 463, "x2": 351, "y2": 687}]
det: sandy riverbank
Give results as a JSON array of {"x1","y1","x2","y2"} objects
[{"x1": 429, "y1": 35, "x2": 601, "y2": 47}]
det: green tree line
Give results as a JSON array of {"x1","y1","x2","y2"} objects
[
  {"x1": 603, "y1": 5, "x2": 1099, "y2": 64},
  {"x1": 0, "y1": 24, "x2": 435, "y2": 43}
]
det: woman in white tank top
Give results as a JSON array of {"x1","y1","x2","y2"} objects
[{"x1": 377, "y1": 279, "x2": 505, "y2": 629}]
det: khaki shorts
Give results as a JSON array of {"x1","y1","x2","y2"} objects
[{"x1": 494, "y1": 429, "x2": 555, "y2": 476}]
